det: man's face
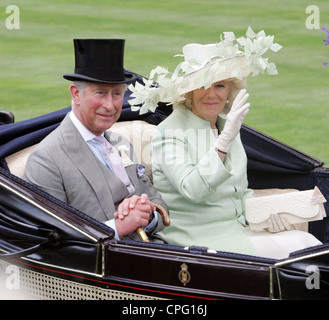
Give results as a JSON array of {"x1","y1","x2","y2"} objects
[{"x1": 71, "y1": 82, "x2": 125, "y2": 135}]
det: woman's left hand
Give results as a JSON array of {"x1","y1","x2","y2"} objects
[{"x1": 267, "y1": 214, "x2": 294, "y2": 232}]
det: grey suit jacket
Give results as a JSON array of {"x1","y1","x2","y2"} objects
[{"x1": 24, "y1": 114, "x2": 168, "y2": 238}]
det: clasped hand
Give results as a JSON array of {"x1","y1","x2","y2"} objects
[{"x1": 114, "y1": 194, "x2": 155, "y2": 238}]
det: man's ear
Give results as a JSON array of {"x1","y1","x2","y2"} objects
[{"x1": 69, "y1": 83, "x2": 80, "y2": 106}]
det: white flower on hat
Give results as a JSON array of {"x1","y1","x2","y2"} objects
[{"x1": 129, "y1": 27, "x2": 282, "y2": 114}]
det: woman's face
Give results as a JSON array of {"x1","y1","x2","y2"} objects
[{"x1": 191, "y1": 80, "x2": 230, "y2": 127}]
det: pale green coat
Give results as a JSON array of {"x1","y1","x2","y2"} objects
[{"x1": 152, "y1": 105, "x2": 257, "y2": 256}]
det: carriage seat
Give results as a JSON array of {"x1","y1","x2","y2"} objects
[
  {"x1": 5, "y1": 120, "x2": 155, "y2": 179},
  {"x1": 5, "y1": 119, "x2": 307, "y2": 231}
]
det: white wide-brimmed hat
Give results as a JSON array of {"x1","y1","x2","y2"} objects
[{"x1": 128, "y1": 27, "x2": 282, "y2": 114}]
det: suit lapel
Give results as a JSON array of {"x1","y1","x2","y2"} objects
[
  {"x1": 124, "y1": 164, "x2": 139, "y2": 191},
  {"x1": 60, "y1": 115, "x2": 127, "y2": 219},
  {"x1": 105, "y1": 130, "x2": 138, "y2": 193}
]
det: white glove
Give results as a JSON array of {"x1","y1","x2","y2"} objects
[
  {"x1": 215, "y1": 89, "x2": 250, "y2": 154},
  {"x1": 267, "y1": 214, "x2": 294, "y2": 233}
]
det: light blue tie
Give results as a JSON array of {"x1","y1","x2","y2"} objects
[{"x1": 93, "y1": 136, "x2": 134, "y2": 193}]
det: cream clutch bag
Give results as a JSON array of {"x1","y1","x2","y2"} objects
[{"x1": 246, "y1": 187, "x2": 327, "y2": 231}]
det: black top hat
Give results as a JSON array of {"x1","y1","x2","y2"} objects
[{"x1": 63, "y1": 39, "x2": 136, "y2": 84}]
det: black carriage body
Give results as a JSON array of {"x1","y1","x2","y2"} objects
[
  {"x1": 0, "y1": 77, "x2": 329, "y2": 299},
  {"x1": 1, "y1": 169, "x2": 329, "y2": 300},
  {"x1": 0, "y1": 167, "x2": 271, "y2": 300}
]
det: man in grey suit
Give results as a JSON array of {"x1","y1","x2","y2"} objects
[{"x1": 24, "y1": 39, "x2": 169, "y2": 241}]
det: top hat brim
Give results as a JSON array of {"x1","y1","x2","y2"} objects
[{"x1": 63, "y1": 70, "x2": 137, "y2": 84}]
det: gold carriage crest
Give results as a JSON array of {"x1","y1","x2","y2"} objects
[{"x1": 178, "y1": 263, "x2": 191, "y2": 286}]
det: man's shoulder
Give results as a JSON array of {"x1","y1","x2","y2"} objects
[{"x1": 33, "y1": 122, "x2": 66, "y2": 155}]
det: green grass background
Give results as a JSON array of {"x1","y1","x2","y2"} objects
[{"x1": 0, "y1": 0, "x2": 328, "y2": 164}]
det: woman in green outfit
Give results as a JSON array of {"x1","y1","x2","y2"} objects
[{"x1": 129, "y1": 28, "x2": 322, "y2": 258}]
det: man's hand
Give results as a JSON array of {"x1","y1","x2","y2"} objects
[{"x1": 114, "y1": 194, "x2": 155, "y2": 238}]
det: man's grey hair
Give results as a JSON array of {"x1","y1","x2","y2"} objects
[{"x1": 73, "y1": 81, "x2": 89, "y2": 94}]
